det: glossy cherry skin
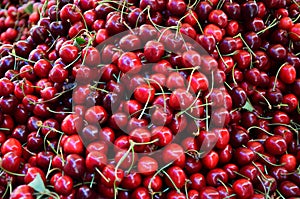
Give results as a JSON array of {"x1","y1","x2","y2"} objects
[
  {"x1": 279, "y1": 181, "x2": 300, "y2": 197},
  {"x1": 199, "y1": 187, "x2": 220, "y2": 199},
  {"x1": 10, "y1": 185, "x2": 34, "y2": 199},
  {"x1": 202, "y1": 150, "x2": 219, "y2": 169},
  {"x1": 235, "y1": 147, "x2": 254, "y2": 165},
  {"x1": 1, "y1": 151, "x2": 21, "y2": 172},
  {"x1": 279, "y1": 64, "x2": 296, "y2": 84},
  {"x1": 165, "y1": 166, "x2": 187, "y2": 189},
  {"x1": 162, "y1": 143, "x2": 186, "y2": 168},
  {"x1": 265, "y1": 135, "x2": 287, "y2": 156},
  {"x1": 144, "y1": 40, "x2": 164, "y2": 63},
  {"x1": 63, "y1": 154, "x2": 86, "y2": 179},
  {"x1": 118, "y1": 52, "x2": 142, "y2": 74},
  {"x1": 232, "y1": 179, "x2": 254, "y2": 199}
]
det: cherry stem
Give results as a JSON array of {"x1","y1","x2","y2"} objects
[
  {"x1": 175, "y1": 90, "x2": 201, "y2": 118},
  {"x1": 254, "y1": 90, "x2": 272, "y2": 110},
  {"x1": 234, "y1": 33, "x2": 256, "y2": 57},
  {"x1": 138, "y1": 80, "x2": 156, "y2": 120},
  {"x1": 257, "y1": 18, "x2": 279, "y2": 35},
  {"x1": 272, "y1": 62, "x2": 288, "y2": 91},
  {"x1": 247, "y1": 126, "x2": 274, "y2": 136},
  {"x1": 161, "y1": 170, "x2": 181, "y2": 193},
  {"x1": 252, "y1": 161, "x2": 267, "y2": 179},
  {"x1": 0, "y1": 167, "x2": 26, "y2": 177},
  {"x1": 217, "y1": 179, "x2": 228, "y2": 193},
  {"x1": 254, "y1": 152, "x2": 285, "y2": 167},
  {"x1": 95, "y1": 167, "x2": 110, "y2": 183},
  {"x1": 231, "y1": 63, "x2": 238, "y2": 86},
  {"x1": 233, "y1": 171, "x2": 250, "y2": 181},
  {"x1": 215, "y1": 45, "x2": 231, "y2": 70},
  {"x1": 46, "y1": 107, "x2": 74, "y2": 114},
  {"x1": 89, "y1": 85, "x2": 109, "y2": 94}
]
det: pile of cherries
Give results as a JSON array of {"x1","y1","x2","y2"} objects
[{"x1": 0, "y1": 0, "x2": 299, "y2": 198}]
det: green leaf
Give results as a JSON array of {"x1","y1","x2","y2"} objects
[
  {"x1": 28, "y1": 174, "x2": 46, "y2": 193},
  {"x1": 75, "y1": 37, "x2": 86, "y2": 45},
  {"x1": 24, "y1": 3, "x2": 34, "y2": 15},
  {"x1": 242, "y1": 100, "x2": 254, "y2": 112}
]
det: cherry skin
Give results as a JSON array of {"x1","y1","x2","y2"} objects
[
  {"x1": 134, "y1": 84, "x2": 155, "y2": 104},
  {"x1": 202, "y1": 150, "x2": 219, "y2": 169},
  {"x1": 232, "y1": 179, "x2": 254, "y2": 199},
  {"x1": 265, "y1": 135, "x2": 287, "y2": 156},
  {"x1": 165, "y1": 166, "x2": 187, "y2": 189},
  {"x1": 199, "y1": 187, "x2": 220, "y2": 199},
  {"x1": 279, "y1": 64, "x2": 296, "y2": 84},
  {"x1": 144, "y1": 40, "x2": 164, "y2": 63},
  {"x1": 1, "y1": 151, "x2": 21, "y2": 172},
  {"x1": 59, "y1": 44, "x2": 79, "y2": 64},
  {"x1": 118, "y1": 52, "x2": 142, "y2": 74}
]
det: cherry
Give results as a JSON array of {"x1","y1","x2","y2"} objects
[
  {"x1": 222, "y1": 2, "x2": 241, "y2": 20},
  {"x1": 166, "y1": 190, "x2": 186, "y2": 199},
  {"x1": 63, "y1": 134, "x2": 84, "y2": 154},
  {"x1": 279, "y1": 63, "x2": 296, "y2": 84},
  {"x1": 60, "y1": 4, "x2": 81, "y2": 24},
  {"x1": 0, "y1": 77, "x2": 14, "y2": 96},
  {"x1": 203, "y1": 24, "x2": 223, "y2": 42},
  {"x1": 265, "y1": 135, "x2": 287, "y2": 155},
  {"x1": 279, "y1": 181, "x2": 300, "y2": 197},
  {"x1": 165, "y1": 166, "x2": 187, "y2": 189},
  {"x1": 199, "y1": 187, "x2": 220, "y2": 199},
  {"x1": 64, "y1": 154, "x2": 85, "y2": 179},
  {"x1": 208, "y1": 10, "x2": 228, "y2": 28},
  {"x1": 163, "y1": 143, "x2": 186, "y2": 167},
  {"x1": 1, "y1": 151, "x2": 20, "y2": 172},
  {"x1": 151, "y1": 126, "x2": 173, "y2": 147},
  {"x1": 118, "y1": 52, "x2": 142, "y2": 74},
  {"x1": 59, "y1": 44, "x2": 79, "y2": 64},
  {"x1": 134, "y1": 84, "x2": 155, "y2": 104},
  {"x1": 169, "y1": 88, "x2": 194, "y2": 110},
  {"x1": 85, "y1": 106, "x2": 108, "y2": 125},
  {"x1": 206, "y1": 168, "x2": 228, "y2": 186},
  {"x1": 144, "y1": 40, "x2": 164, "y2": 63},
  {"x1": 131, "y1": 187, "x2": 151, "y2": 199},
  {"x1": 233, "y1": 179, "x2": 254, "y2": 199},
  {"x1": 24, "y1": 167, "x2": 46, "y2": 184},
  {"x1": 54, "y1": 175, "x2": 74, "y2": 196},
  {"x1": 280, "y1": 154, "x2": 297, "y2": 172},
  {"x1": 202, "y1": 150, "x2": 219, "y2": 169},
  {"x1": 10, "y1": 185, "x2": 34, "y2": 199},
  {"x1": 120, "y1": 171, "x2": 142, "y2": 190},
  {"x1": 195, "y1": 1, "x2": 213, "y2": 21}
]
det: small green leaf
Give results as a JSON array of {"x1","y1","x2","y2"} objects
[
  {"x1": 242, "y1": 100, "x2": 254, "y2": 112},
  {"x1": 24, "y1": 4, "x2": 34, "y2": 15},
  {"x1": 75, "y1": 37, "x2": 86, "y2": 45},
  {"x1": 28, "y1": 174, "x2": 46, "y2": 193}
]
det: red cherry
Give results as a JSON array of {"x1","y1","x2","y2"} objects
[
  {"x1": 137, "y1": 156, "x2": 158, "y2": 175},
  {"x1": 144, "y1": 40, "x2": 164, "y2": 63},
  {"x1": 279, "y1": 63, "x2": 296, "y2": 84},
  {"x1": 165, "y1": 166, "x2": 187, "y2": 189},
  {"x1": 59, "y1": 44, "x2": 79, "y2": 64},
  {"x1": 134, "y1": 84, "x2": 155, "y2": 104},
  {"x1": 232, "y1": 179, "x2": 254, "y2": 199},
  {"x1": 265, "y1": 135, "x2": 287, "y2": 155},
  {"x1": 118, "y1": 52, "x2": 142, "y2": 74}
]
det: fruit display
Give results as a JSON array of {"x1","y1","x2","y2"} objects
[{"x1": 0, "y1": 0, "x2": 299, "y2": 198}]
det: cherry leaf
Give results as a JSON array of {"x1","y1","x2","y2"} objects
[
  {"x1": 24, "y1": 4, "x2": 34, "y2": 15},
  {"x1": 28, "y1": 174, "x2": 46, "y2": 193},
  {"x1": 242, "y1": 100, "x2": 254, "y2": 112},
  {"x1": 75, "y1": 37, "x2": 86, "y2": 45}
]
